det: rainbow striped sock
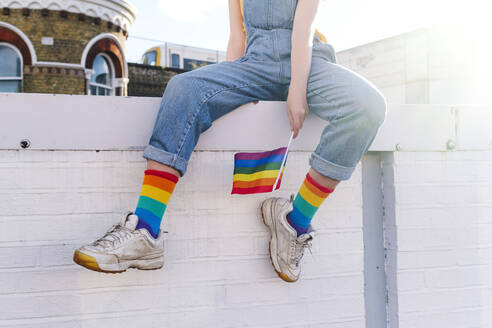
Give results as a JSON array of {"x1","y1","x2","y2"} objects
[
  {"x1": 135, "y1": 169, "x2": 178, "y2": 238},
  {"x1": 287, "y1": 172, "x2": 334, "y2": 236}
]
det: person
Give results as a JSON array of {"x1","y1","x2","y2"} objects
[{"x1": 73, "y1": 0, "x2": 387, "y2": 283}]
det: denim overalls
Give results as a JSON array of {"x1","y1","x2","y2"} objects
[{"x1": 142, "y1": 0, "x2": 387, "y2": 181}]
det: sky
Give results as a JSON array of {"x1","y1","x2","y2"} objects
[{"x1": 125, "y1": 0, "x2": 488, "y2": 63}]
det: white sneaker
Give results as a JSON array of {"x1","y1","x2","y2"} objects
[
  {"x1": 260, "y1": 195, "x2": 315, "y2": 282},
  {"x1": 73, "y1": 211, "x2": 165, "y2": 273}
]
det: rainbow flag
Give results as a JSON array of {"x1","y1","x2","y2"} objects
[{"x1": 231, "y1": 147, "x2": 289, "y2": 194}]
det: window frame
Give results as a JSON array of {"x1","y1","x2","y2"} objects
[
  {"x1": 143, "y1": 50, "x2": 158, "y2": 66},
  {"x1": 0, "y1": 42, "x2": 23, "y2": 92},
  {"x1": 171, "y1": 53, "x2": 181, "y2": 68},
  {"x1": 88, "y1": 53, "x2": 115, "y2": 96}
]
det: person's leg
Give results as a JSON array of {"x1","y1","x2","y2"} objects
[
  {"x1": 147, "y1": 160, "x2": 181, "y2": 176},
  {"x1": 286, "y1": 56, "x2": 387, "y2": 236},
  {"x1": 261, "y1": 53, "x2": 387, "y2": 283},
  {"x1": 136, "y1": 57, "x2": 286, "y2": 237},
  {"x1": 285, "y1": 170, "x2": 336, "y2": 236},
  {"x1": 132, "y1": 160, "x2": 181, "y2": 238},
  {"x1": 74, "y1": 57, "x2": 287, "y2": 272}
]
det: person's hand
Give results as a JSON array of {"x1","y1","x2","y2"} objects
[{"x1": 286, "y1": 86, "x2": 309, "y2": 138}]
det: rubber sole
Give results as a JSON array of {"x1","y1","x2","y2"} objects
[
  {"x1": 73, "y1": 249, "x2": 163, "y2": 274},
  {"x1": 260, "y1": 199, "x2": 298, "y2": 283}
]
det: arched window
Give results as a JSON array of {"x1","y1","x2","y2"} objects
[
  {"x1": 89, "y1": 54, "x2": 113, "y2": 96},
  {"x1": 0, "y1": 43, "x2": 22, "y2": 93}
]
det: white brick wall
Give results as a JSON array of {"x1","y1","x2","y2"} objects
[
  {"x1": 1, "y1": 95, "x2": 491, "y2": 327},
  {"x1": 385, "y1": 151, "x2": 492, "y2": 328},
  {"x1": 0, "y1": 149, "x2": 365, "y2": 328},
  {"x1": 2, "y1": 146, "x2": 492, "y2": 328}
]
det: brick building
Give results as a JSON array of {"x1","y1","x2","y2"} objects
[{"x1": 0, "y1": 0, "x2": 136, "y2": 95}]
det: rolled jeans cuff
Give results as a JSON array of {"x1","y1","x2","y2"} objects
[
  {"x1": 142, "y1": 144, "x2": 188, "y2": 177},
  {"x1": 309, "y1": 152, "x2": 356, "y2": 181}
]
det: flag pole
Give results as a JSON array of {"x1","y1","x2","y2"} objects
[{"x1": 272, "y1": 131, "x2": 294, "y2": 192}]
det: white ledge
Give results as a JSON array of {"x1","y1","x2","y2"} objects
[{"x1": 0, "y1": 93, "x2": 490, "y2": 151}]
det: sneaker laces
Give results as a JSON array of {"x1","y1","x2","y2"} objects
[
  {"x1": 90, "y1": 223, "x2": 137, "y2": 248},
  {"x1": 290, "y1": 237, "x2": 313, "y2": 267}
]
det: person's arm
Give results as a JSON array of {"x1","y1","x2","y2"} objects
[
  {"x1": 226, "y1": 0, "x2": 246, "y2": 61},
  {"x1": 287, "y1": 0, "x2": 319, "y2": 138}
]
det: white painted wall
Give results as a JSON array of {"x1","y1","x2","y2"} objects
[
  {"x1": 1, "y1": 96, "x2": 491, "y2": 328},
  {"x1": 0, "y1": 149, "x2": 366, "y2": 328},
  {"x1": 337, "y1": 26, "x2": 492, "y2": 106},
  {"x1": 382, "y1": 151, "x2": 492, "y2": 328}
]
